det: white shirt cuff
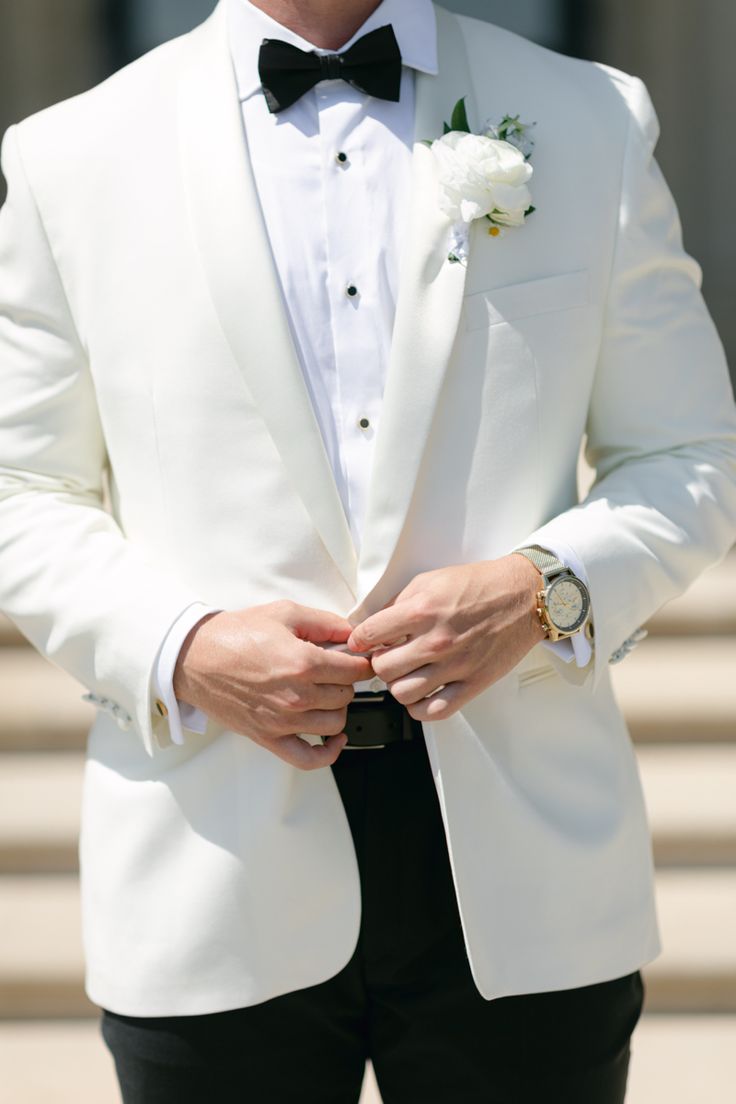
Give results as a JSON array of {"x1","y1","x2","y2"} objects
[
  {"x1": 153, "y1": 603, "x2": 220, "y2": 746},
  {"x1": 527, "y1": 540, "x2": 593, "y2": 670}
]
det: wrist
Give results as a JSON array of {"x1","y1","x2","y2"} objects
[
  {"x1": 173, "y1": 611, "x2": 220, "y2": 703},
  {"x1": 513, "y1": 547, "x2": 591, "y2": 642},
  {"x1": 505, "y1": 554, "x2": 547, "y2": 643}
]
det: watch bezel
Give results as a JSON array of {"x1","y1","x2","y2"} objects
[{"x1": 543, "y1": 573, "x2": 590, "y2": 636}]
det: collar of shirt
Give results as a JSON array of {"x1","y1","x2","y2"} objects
[{"x1": 228, "y1": 0, "x2": 439, "y2": 103}]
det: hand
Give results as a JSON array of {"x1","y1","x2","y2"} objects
[
  {"x1": 173, "y1": 602, "x2": 373, "y2": 770},
  {"x1": 347, "y1": 556, "x2": 545, "y2": 722}
]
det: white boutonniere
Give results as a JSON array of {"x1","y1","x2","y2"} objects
[{"x1": 430, "y1": 99, "x2": 536, "y2": 265}]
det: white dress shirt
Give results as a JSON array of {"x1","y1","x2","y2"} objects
[{"x1": 154, "y1": 0, "x2": 590, "y2": 745}]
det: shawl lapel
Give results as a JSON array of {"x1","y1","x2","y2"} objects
[
  {"x1": 177, "y1": 2, "x2": 357, "y2": 592},
  {"x1": 354, "y1": 5, "x2": 479, "y2": 611}
]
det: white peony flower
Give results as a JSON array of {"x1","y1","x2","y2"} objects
[{"x1": 431, "y1": 131, "x2": 533, "y2": 229}]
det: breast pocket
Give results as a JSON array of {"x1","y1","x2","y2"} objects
[{"x1": 463, "y1": 270, "x2": 590, "y2": 332}]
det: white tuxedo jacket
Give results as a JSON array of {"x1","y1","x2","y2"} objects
[{"x1": 1, "y1": 3, "x2": 735, "y2": 1016}]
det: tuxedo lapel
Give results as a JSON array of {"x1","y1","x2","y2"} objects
[
  {"x1": 355, "y1": 6, "x2": 479, "y2": 607},
  {"x1": 177, "y1": 2, "x2": 357, "y2": 591}
]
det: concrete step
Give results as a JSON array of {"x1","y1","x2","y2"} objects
[
  {"x1": 0, "y1": 755, "x2": 83, "y2": 873},
  {"x1": 646, "y1": 555, "x2": 736, "y2": 636},
  {"x1": 0, "y1": 649, "x2": 93, "y2": 752},
  {"x1": 611, "y1": 637, "x2": 736, "y2": 743},
  {"x1": 1, "y1": 1016, "x2": 730, "y2": 1104},
  {"x1": 2, "y1": 869, "x2": 736, "y2": 1019},
  {"x1": 0, "y1": 875, "x2": 94, "y2": 1018},
  {"x1": 627, "y1": 1014, "x2": 736, "y2": 1104},
  {"x1": 0, "y1": 1021, "x2": 119, "y2": 1104},
  {"x1": 638, "y1": 744, "x2": 736, "y2": 866},
  {"x1": 646, "y1": 868, "x2": 736, "y2": 1013},
  {"x1": 3, "y1": 745, "x2": 736, "y2": 876}
]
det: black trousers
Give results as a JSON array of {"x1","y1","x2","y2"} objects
[{"x1": 102, "y1": 738, "x2": 643, "y2": 1103}]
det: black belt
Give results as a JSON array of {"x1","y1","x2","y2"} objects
[{"x1": 344, "y1": 692, "x2": 421, "y2": 749}]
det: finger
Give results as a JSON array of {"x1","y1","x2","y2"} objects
[
  {"x1": 388, "y1": 665, "x2": 447, "y2": 706},
  {"x1": 348, "y1": 605, "x2": 417, "y2": 653},
  {"x1": 281, "y1": 604, "x2": 355, "y2": 645},
  {"x1": 281, "y1": 682, "x2": 354, "y2": 712},
  {"x1": 370, "y1": 640, "x2": 436, "y2": 683},
  {"x1": 295, "y1": 707, "x2": 351, "y2": 738},
  {"x1": 309, "y1": 645, "x2": 374, "y2": 685},
  {"x1": 265, "y1": 732, "x2": 347, "y2": 771},
  {"x1": 406, "y1": 681, "x2": 471, "y2": 723},
  {"x1": 306, "y1": 684, "x2": 356, "y2": 711},
  {"x1": 321, "y1": 641, "x2": 373, "y2": 659}
]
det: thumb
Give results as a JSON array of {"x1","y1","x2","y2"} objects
[
  {"x1": 346, "y1": 593, "x2": 400, "y2": 652},
  {"x1": 284, "y1": 603, "x2": 354, "y2": 645}
]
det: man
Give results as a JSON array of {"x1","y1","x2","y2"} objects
[{"x1": 0, "y1": 0, "x2": 735, "y2": 1100}]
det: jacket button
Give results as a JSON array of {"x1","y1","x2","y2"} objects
[{"x1": 346, "y1": 284, "x2": 358, "y2": 298}]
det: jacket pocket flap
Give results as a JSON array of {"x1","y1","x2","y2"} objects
[{"x1": 464, "y1": 270, "x2": 590, "y2": 332}]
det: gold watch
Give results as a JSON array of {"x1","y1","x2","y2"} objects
[{"x1": 514, "y1": 546, "x2": 591, "y2": 642}]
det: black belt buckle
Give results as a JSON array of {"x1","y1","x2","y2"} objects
[{"x1": 344, "y1": 692, "x2": 416, "y2": 750}]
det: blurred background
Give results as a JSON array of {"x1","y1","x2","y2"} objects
[{"x1": 1, "y1": 3, "x2": 735, "y2": 1103}]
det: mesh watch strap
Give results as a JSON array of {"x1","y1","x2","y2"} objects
[{"x1": 514, "y1": 545, "x2": 566, "y2": 579}]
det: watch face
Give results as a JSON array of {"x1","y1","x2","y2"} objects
[{"x1": 546, "y1": 575, "x2": 590, "y2": 634}]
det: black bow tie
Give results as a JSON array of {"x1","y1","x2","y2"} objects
[{"x1": 258, "y1": 24, "x2": 403, "y2": 115}]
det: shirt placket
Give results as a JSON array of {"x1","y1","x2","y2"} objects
[{"x1": 318, "y1": 87, "x2": 384, "y2": 550}]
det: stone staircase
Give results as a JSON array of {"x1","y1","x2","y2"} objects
[{"x1": 1, "y1": 555, "x2": 735, "y2": 1103}]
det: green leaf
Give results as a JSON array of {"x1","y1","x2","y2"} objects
[
  {"x1": 450, "y1": 97, "x2": 471, "y2": 134},
  {"x1": 443, "y1": 122, "x2": 452, "y2": 135},
  {"x1": 525, "y1": 205, "x2": 536, "y2": 217}
]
